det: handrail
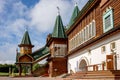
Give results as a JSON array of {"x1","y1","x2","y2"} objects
[{"x1": 86, "y1": 63, "x2": 105, "y2": 71}]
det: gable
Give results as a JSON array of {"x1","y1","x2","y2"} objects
[{"x1": 19, "y1": 54, "x2": 33, "y2": 62}]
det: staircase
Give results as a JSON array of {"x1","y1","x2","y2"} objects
[{"x1": 64, "y1": 70, "x2": 120, "y2": 80}]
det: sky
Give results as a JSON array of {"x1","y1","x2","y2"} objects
[{"x1": 0, "y1": 0, "x2": 88, "y2": 64}]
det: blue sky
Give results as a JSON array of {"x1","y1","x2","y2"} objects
[{"x1": 0, "y1": 0, "x2": 88, "y2": 64}]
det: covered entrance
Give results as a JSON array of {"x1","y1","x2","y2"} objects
[
  {"x1": 79, "y1": 59, "x2": 87, "y2": 71},
  {"x1": 16, "y1": 62, "x2": 33, "y2": 76}
]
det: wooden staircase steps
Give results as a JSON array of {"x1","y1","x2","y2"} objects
[{"x1": 64, "y1": 70, "x2": 120, "y2": 80}]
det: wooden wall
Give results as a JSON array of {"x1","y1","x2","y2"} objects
[{"x1": 67, "y1": 0, "x2": 120, "y2": 52}]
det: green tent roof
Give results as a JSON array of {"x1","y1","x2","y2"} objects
[
  {"x1": 20, "y1": 31, "x2": 32, "y2": 45},
  {"x1": 52, "y1": 14, "x2": 67, "y2": 38},
  {"x1": 68, "y1": 5, "x2": 79, "y2": 29}
]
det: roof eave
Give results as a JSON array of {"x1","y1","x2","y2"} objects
[
  {"x1": 66, "y1": 0, "x2": 100, "y2": 35},
  {"x1": 18, "y1": 44, "x2": 34, "y2": 47}
]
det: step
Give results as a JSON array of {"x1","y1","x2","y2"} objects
[{"x1": 65, "y1": 70, "x2": 120, "y2": 79}]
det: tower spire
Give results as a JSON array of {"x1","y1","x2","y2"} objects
[
  {"x1": 67, "y1": 2, "x2": 79, "y2": 29},
  {"x1": 52, "y1": 7, "x2": 67, "y2": 38}
]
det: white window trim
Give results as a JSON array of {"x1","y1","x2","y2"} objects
[
  {"x1": 110, "y1": 42, "x2": 116, "y2": 53},
  {"x1": 103, "y1": 8, "x2": 114, "y2": 33},
  {"x1": 69, "y1": 20, "x2": 96, "y2": 51}
]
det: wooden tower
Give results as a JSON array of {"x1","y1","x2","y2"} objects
[
  {"x1": 16, "y1": 30, "x2": 34, "y2": 76},
  {"x1": 46, "y1": 8, "x2": 68, "y2": 77}
]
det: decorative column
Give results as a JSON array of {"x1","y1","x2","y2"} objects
[
  {"x1": 30, "y1": 64, "x2": 33, "y2": 75},
  {"x1": 102, "y1": 63, "x2": 104, "y2": 70},
  {"x1": 19, "y1": 64, "x2": 22, "y2": 76}
]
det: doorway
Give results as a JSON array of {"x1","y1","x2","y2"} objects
[
  {"x1": 79, "y1": 59, "x2": 87, "y2": 71},
  {"x1": 106, "y1": 55, "x2": 114, "y2": 70}
]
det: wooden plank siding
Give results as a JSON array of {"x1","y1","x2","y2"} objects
[{"x1": 67, "y1": 0, "x2": 120, "y2": 55}]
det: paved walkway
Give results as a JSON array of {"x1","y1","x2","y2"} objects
[{"x1": 0, "y1": 77, "x2": 67, "y2": 80}]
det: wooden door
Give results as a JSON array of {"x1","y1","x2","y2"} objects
[{"x1": 106, "y1": 55, "x2": 114, "y2": 70}]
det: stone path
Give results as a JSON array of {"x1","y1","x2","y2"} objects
[{"x1": 0, "y1": 77, "x2": 66, "y2": 80}]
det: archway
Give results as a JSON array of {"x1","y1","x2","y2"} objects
[{"x1": 79, "y1": 59, "x2": 87, "y2": 71}]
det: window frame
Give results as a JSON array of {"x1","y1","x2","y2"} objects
[
  {"x1": 110, "y1": 42, "x2": 116, "y2": 52},
  {"x1": 103, "y1": 8, "x2": 114, "y2": 33},
  {"x1": 101, "y1": 46, "x2": 106, "y2": 53}
]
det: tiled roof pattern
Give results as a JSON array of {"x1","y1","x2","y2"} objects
[
  {"x1": 52, "y1": 15, "x2": 67, "y2": 38},
  {"x1": 68, "y1": 5, "x2": 79, "y2": 29},
  {"x1": 20, "y1": 31, "x2": 32, "y2": 45},
  {"x1": 31, "y1": 46, "x2": 50, "y2": 60}
]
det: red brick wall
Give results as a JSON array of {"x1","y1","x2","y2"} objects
[{"x1": 49, "y1": 57, "x2": 67, "y2": 77}]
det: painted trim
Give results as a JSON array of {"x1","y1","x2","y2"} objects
[{"x1": 103, "y1": 8, "x2": 114, "y2": 33}]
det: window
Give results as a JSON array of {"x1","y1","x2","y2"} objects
[
  {"x1": 84, "y1": 27, "x2": 87, "y2": 41},
  {"x1": 80, "y1": 32, "x2": 82, "y2": 44},
  {"x1": 105, "y1": 15, "x2": 111, "y2": 29},
  {"x1": 110, "y1": 42, "x2": 116, "y2": 52},
  {"x1": 88, "y1": 49, "x2": 91, "y2": 55},
  {"x1": 92, "y1": 20, "x2": 96, "y2": 37},
  {"x1": 101, "y1": 46, "x2": 106, "y2": 53},
  {"x1": 88, "y1": 23, "x2": 91, "y2": 38},
  {"x1": 83, "y1": 29, "x2": 86, "y2": 42},
  {"x1": 68, "y1": 20, "x2": 96, "y2": 51},
  {"x1": 103, "y1": 7, "x2": 114, "y2": 32},
  {"x1": 86, "y1": 25, "x2": 89, "y2": 40},
  {"x1": 76, "y1": 34, "x2": 79, "y2": 46},
  {"x1": 54, "y1": 44, "x2": 67, "y2": 56},
  {"x1": 78, "y1": 32, "x2": 80, "y2": 45},
  {"x1": 81, "y1": 30, "x2": 84, "y2": 43}
]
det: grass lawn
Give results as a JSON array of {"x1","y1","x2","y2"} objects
[
  {"x1": 0, "y1": 72, "x2": 31, "y2": 77},
  {"x1": 0, "y1": 72, "x2": 9, "y2": 76}
]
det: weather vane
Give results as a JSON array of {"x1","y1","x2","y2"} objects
[
  {"x1": 57, "y1": 6, "x2": 60, "y2": 15},
  {"x1": 74, "y1": 0, "x2": 78, "y2": 6},
  {"x1": 25, "y1": 26, "x2": 28, "y2": 31},
  {"x1": 75, "y1": 2, "x2": 77, "y2": 6}
]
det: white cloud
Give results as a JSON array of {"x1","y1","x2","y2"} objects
[
  {"x1": 0, "y1": 0, "x2": 88, "y2": 64},
  {"x1": 0, "y1": 42, "x2": 17, "y2": 61},
  {"x1": 0, "y1": 0, "x2": 6, "y2": 13},
  {"x1": 0, "y1": 0, "x2": 28, "y2": 63},
  {"x1": 29, "y1": 0, "x2": 72, "y2": 33}
]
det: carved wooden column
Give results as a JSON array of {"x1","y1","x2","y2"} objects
[
  {"x1": 19, "y1": 64, "x2": 22, "y2": 76},
  {"x1": 30, "y1": 64, "x2": 33, "y2": 74},
  {"x1": 102, "y1": 63, "x2": 104, "y2": 70}
]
